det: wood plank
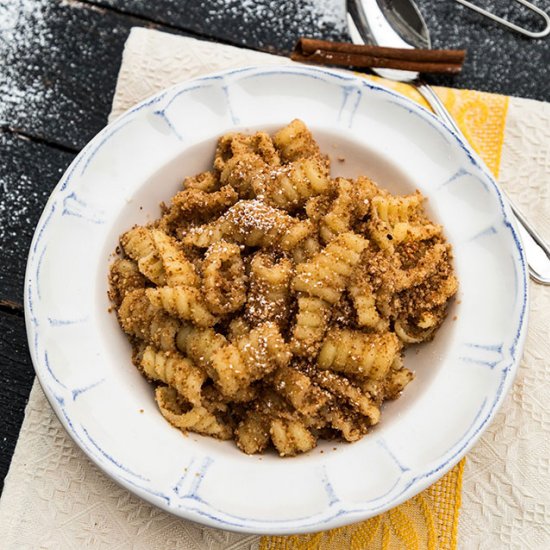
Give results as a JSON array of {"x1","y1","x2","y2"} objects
[
  {"x1": 416, "y1": 0, "x2": 550, "y2": 100},
  {"x1": 89, "y1": 0, "x2": 550, "y2": 101},
  {"x1": 86, "y1": 0, "x2": 348, "y2": 55},
  {"x1": 0, "y1": 310, "x2": 35, "y2": 493},
  {"x1": 0, "y1": 0, "x2": 192, "y2": 151},
  {"x1": 0, "y1": 132, "x2": 75, "y2": 307}
]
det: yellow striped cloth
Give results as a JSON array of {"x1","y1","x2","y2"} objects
[{"x1": 261, "y1": 81, "x2": 509, "y2": 550}]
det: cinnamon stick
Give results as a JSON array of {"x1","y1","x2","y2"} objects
[{"x1": 291, "y1": 38, "x2": 466, "y2": 74}]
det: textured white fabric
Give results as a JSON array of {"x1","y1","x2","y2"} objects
[
  {"x1": 0, "y1": 27, "x2": 548, "y2": 549},
  {"x1": 457, "y1": 98, "x2": 550, "y2": 549}
]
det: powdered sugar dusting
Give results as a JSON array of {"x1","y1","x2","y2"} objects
[
  {"x1": 0, "y1": 171, "x2": 42, "y2": 243},
  {"x1": 0, "y1": 0, "x2": 56, "y2": 129},
  {"x1": 201, "y1": 0, "x2": 347, "y2": 51}
]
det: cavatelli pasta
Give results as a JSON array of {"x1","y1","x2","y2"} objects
[
  {"x1": 272, "y1": 365, "x2": 328, "y2": 415},
  {"x1": 118, "y1": 289, "x2": 180, "y2": 351},
  {"x1": 309, "y1": 369, "x2": 381, "y2": 425},
  {"x1": 202, "y1": 241, "x2": 247, "y2": 314},
  {"x1": 183, "y1": 200, "x2": 293, "y2": 249},
  {"x1": 156, "y1": 386, "x2": 232, "y2": 439},
  {"x1": 384, "y1": 365, "x2": 415, "y2": 400},
  {"x1": 146, "y1": 286, "x2": 217, "y2": 327},
  {"x1": 164, "y1": 185, "x2": 238, "y2": 226},
  {"x1": 210, "y1": 322, "x2": 291, "y2": 398},
  {"x1": 293, "y1": 232, "x2": 369, "y2": 304},
  {"x1": 108, "y1": 258, "x2": 146, "y2": 306},
  {"x1": 318, "y1": 329, "x2": 401, "y2": 380},
  {"x1": 245, "y1": 253, "x2": 292, "y2": 327},
  {"x1": 110, "y1": 120, "x2": 457, "y2": 457},
  {"x1": 270, "y1": 418, "x2": 317, "y2": 457},
  {"x1": 176, "y1": 325, "x2": 226, "y2": 376},
  {"x1": 141, "y1": 346, "x2": 206, "y2": 405},
  {"x1": 290, "y1": 296, "x2": 331, "y2": 356},
  {"x1": 348, "y1": 273, "x2": 388, "y2": 331},
  {"x1": 319, "y1": 178, "x2": 355, "y2": 243},
  {"x1": 120, "y1": 226, "x2": 166, "y2": 285},
  {"x1": 369, "y1": 191, "x2": 441, "y2": 250},
  {"x1": 151, "y1": 229, "x2": 199, "y2": 287},
  {"x1": 258, "y1": 156, "x2": 331, "y2": 210},
  {"x1": 291, "y1": 232, "x2": 368, "y2": 354},
  {"x1": 215, "y1": 131, "x2": 281, "y2": 172},
  {"x1": 182, "y1": 170, "x2": 220, "y2": 192},
  {"x1": 215, "y1": 132, "x2": 280, "y2": 198},
  {"x1": 324, "y1": 407, "x2": 372, "y2": 442},
  {"x1": 279, "y1": 219, "x2": 320, "y2": 263},
  {"x1": 235, "y1": 411, "x2": 271, "y2": 454},
  {"x1": 272, "y1": 119, "x2": 321, "y2": 162},
  {"x1": 227, "y1": 317, "x2": 251, "y2": 342}
]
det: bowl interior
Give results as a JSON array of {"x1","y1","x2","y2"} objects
[{"x1": 95, "y1": 125, "x2": 459, "y2": 460}]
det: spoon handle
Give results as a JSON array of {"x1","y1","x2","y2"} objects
[{"x1": 417, "y1": 82, "x2": 550, "y2": 285}]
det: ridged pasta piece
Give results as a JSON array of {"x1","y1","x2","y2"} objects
[
  {"x1": 183, "y1": 200, "x2": 294, "y2": 249},
  {"x1": 354, "y1": 176, "x2": 381, "y2": 217},
  {"x1": 279, "y1": 219, "x2": 320, "y2": 263},
  {"x1": 182, "y1": 222, "x2": 224, "y2": 248},
  {"x1": 118, "y1": 289, "x2": 179, "y2": 351},
  {"x1": 108, "y1": 258, "x2": 146, "y2": 306},
  {"x1": 155, "y1": 386, "x2": 232, "y2": 439},
  {"x1": 257, "y1": 156, "x2": 331, "y2": 211},
  {"x1": 227, "y1": 317, "x2": 250, "y2": 342},
  {"x1": 163, "y1": 185, "x2": 238, "y2": 227},
  {"x1": 210, "y1": 322, "x2": 291, "y2": 398},
  {"x1": 394, "y1": 243, "x2": 447, "y2": 292},
  {"x1": 202, "y1": 241, "x2": 247, "y2": 314},
  {"x1": 324, "y1": 407, "x2": 371, "y2": 442},
  {"x1": 291, "y1": 232, "x2": 368, "y2": 354},
  {"x1": 272, "y1": 119, "x2": 321, "y2": 162},
  {"x1": 290, "y1": 296, "x2": 331, "y2": 356},
  {"x1": 319, "y1": 178, "x2": 355, "y2": 243},
  {"x1": 219, "y1": 154, "x2": 268, "y2": 199},
  {"x1": 272, "y1": 365, "x2": 328, "y2": 415},
  {"x1": 305, "y1": 193, "x2": 332, "y2": 223},
  {"x1": 150, "y1": 229, "x2": 199, "y2": 287},
  {"x1": 369, "y1": 191, "x2": 441, "y2": 250},
  {"x1": 235, "y1": 411, "x2": 271, "y2": 454},
  {"x1": 120, "y1": 226, "x2": 166, "y2": 285},
  {"x1": 245, "y1": 253, "x2": 292, "y2": 327},
  {"x1": 141, "y1": 346, "x2": 206, "y2": 405},
  {"x1": 215, "y1": 131, "x2": 281, "y2": 172},
  {"x1": 309, "y1": 369, "x2": 381, "y2": 425},
  {"x1": 215, "y1": 132, "x2": 280, "y2": 198},
  {"x1": 176, "y1": 325, "x2": 226, "y2": 376},
  {"x1": 293, "y1": 232, "x2": 369, "y2": 304},
  {"x1": 352, "y1": 356, "x2": 413, "y2": 404},
  {"x1": 394, "y1": 318, "x2": 426, "y2": 343},
  {"x1": 318, "y1": 329, "x2": 401, "y2": 380},
  {"x1": 348, "y1": 273, "x2": 388, "y2": 331},
  {"x1": 270, "y1": 418, "x2": 317, "y2": 456},
  {"x1": 397, "y1": 247, "x2": 458, "y2": 342},
  {"x1": 385, "y1": 365, "x2": 415, "y2": 400},
  {"x1": 146, "y1": 286, "x2": 217, "y2": 327},
  {"x1": 182, "y1": 170, "x2": 220, "y2": 192}
]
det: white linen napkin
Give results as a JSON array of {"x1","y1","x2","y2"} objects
[{"x1": 0, "y1": 27, "x2": 548, "y2": 549}]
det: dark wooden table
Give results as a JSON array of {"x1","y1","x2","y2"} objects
[{"x1": 1, "y1": 0, "x2": 549, "y2": 493}]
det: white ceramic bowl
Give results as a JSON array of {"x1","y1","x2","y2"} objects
[{"x1": 25, "y1": 66, "x2": 528, "y2": 534}]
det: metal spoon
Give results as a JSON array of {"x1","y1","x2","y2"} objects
[{"x1": 347, "y1": 0, "x2": 550, "y2": 285}]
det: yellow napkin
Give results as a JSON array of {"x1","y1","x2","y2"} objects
[{"x1": 261, "y1": 84, "x2": 509, "y2": 550}]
